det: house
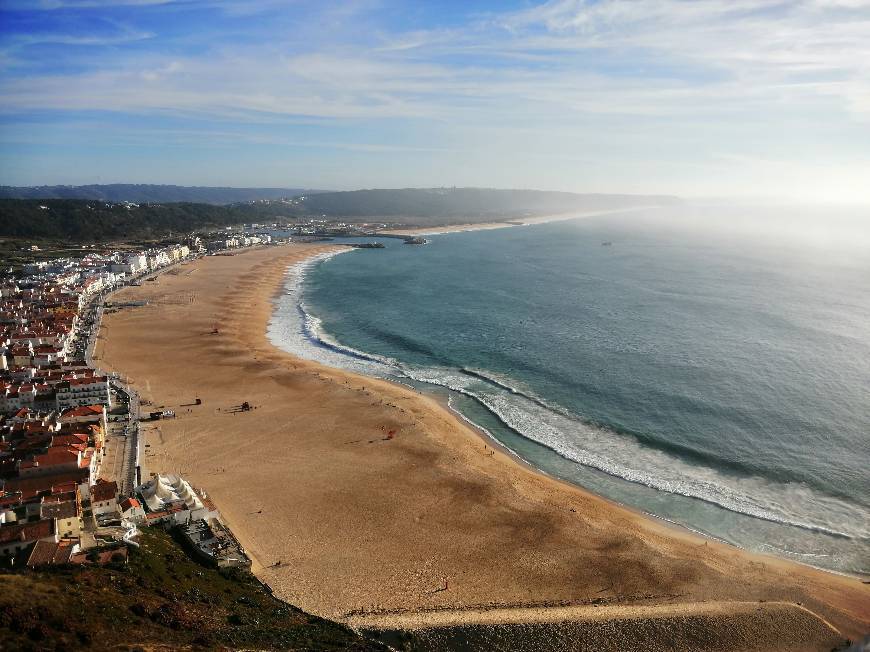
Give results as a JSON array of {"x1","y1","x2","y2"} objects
[
  {"x1": 119, "y1": 496, "x2": 146, "y2": 523},
  {"x1": 0, "y1": 470, "x2": 89, "y2": 505},
  {"x1": 40, "y1": 500, "x2": 82, "y2": 539},
  {"x1": 59, "y1": 405, "x2": 107, "y2": 444},
  {"x1": 18, "y1": 446, "x2": 81, "y2": 477},
  {"x1": 90, "y1": 479, "x2": 118, "y2": 516},
  {"x1": 111, "y1": 252, "x2": 148, "y2": 275},
  {"x1": 56, "y1": 376, "x2": 111, "y2": 409},
  {"x1": 26, "y1": 539, "x2": 76, "y2": 567},
  {"x1": 0, "y1": 519, "x2": 57, "y2": 558},
  {"x1": 59, "y1": 404, "x2": 106, "y2": 423}
]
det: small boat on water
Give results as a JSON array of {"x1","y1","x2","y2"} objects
[{"x1": 601, "y1": 241, "x2": 613, "y2": 247}]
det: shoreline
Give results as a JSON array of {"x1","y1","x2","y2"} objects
[
  {"x1": 96, "y1": 243, "x2": 870, "y2": 644},
  {"x1": 274, "y1": 239, "x2": 866, "y2": 581},
  {"x1": 406, "y1": 371, "x2": 862, "y2": 584},
  {"x1": 262, "y1": 243, "x2": 870, "y2": 587},
  {"x1": 380, "y1": 206, "x2": 654, "y2": 236}
]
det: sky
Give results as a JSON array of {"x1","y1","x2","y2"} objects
[{"x1": 1, "y1": 0, "x2": 869, "y2": 202}]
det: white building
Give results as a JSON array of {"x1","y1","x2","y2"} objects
[
  {"x1": 56, "y1": 376, "x2": 112, "y2": 409},
  {"x1": 88, "y1": 479, "x2": 119, "y2": 517},
  {"x1": 138, "y1": 474, "x2": 218, "y2": 525},
  {"x1": 120, "y1": 497, "x2": 146, "y2": 523},
  {"x1": 111, "y1": 253, "x2": 149, "y2": 275}
]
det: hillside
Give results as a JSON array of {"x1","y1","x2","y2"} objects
[
  {"x1": 0, "y1": 184, "x2": 320, "y2": 205},
  {"x1": 0, "y1": 528, "x2": 383, "y2": 651},
  {"x1": 292, "y1": 188, "x2": 679, "y2": 221},
  {"x1": 0, "y1": 188, "x2": 681, "y2": 242},
  {"x1": 0, "y1": 199, "x2": 294, "y2": 241}
]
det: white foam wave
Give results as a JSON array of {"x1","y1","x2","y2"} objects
[
  {"x1": 267, "y1": 253, "x2": 870, "y2": 545},
  {"x1": 472, "y1": 391, "x2": 869, "y2": 540},
  {"x1": 268, "y1": 249, "x2": 396, "y2": 377},
  {"x1": 387, "y1": 364, "x2": 870, "y2": 541},
  {"x1": 299, "y1": 300, "x2": 398, "y2": 368}
]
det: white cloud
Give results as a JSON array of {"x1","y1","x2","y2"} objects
[
  {"x1": 6, "y1": 29, "x2": 155, "y2": 47},
  {"x1": 2, "y1": 0, "x2": 869, "y2": 200},
  {"x1": 4, "y1": 1, "x2": 868, "y2": 122}
]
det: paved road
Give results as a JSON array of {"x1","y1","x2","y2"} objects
[
  {"x1": 71, "y1": 257, "x2": 205, "y2": 496},
  {"x1": 77, "y1": 277, "x2": 149, "y2": 496}
]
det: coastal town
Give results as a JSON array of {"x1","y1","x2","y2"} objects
[
  {"x1": 0, "y1": 233, "x2": 269, "y2": 571},
  {"x1": 0, "y1": 214, "x2": 867, "y2": 651}
]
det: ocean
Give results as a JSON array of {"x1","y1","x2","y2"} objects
[{"x1": 267, "y1": 204, "x2": 870, "y2": 576}]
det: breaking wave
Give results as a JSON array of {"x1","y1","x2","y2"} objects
[{"x1": 267, "y1": 249, "x2": 870, "y2": 557}]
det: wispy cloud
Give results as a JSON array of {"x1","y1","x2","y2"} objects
[
  {"x1": 492, "y1": 0, "x2": 870, "y2": 114},
  {"x1": 7, "y1": 0, "x2": 303, "y2": 13},
  {"x1": 4, "y1": 28, "x2": 155, "y2": 47},
  {"x1": 7, "y1": 0, "x2": 178, "y2": 8},
  {"x1": 4, "y1": 1, "x2": 869, "y2": 120},
  {"x1": 1, "y1": 0, "x2": 869, "y2": 199}
]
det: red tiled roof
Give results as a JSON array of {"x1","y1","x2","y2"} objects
[
  {"x1": 70, "y1": 547, "x2": 127, "y2": 565},
  {"x1": 3, "y1": 470, "x2": 88, "y2": 500},
  {"x1": 41, "y1": 500, "x2": 78, "y2": 520},
  {"x1": 90, "y1": 479, "x2": 118, "y2": 502},
  {"x1": 60, "y1": 405, "x2": 104, "y2": 419},
  {"x1": 0, "y1": 519, "x2": 54, "y2": 545},
  {"x1": 50, "y1": 434, "x2": 89, "y2": 447},
  {"x1": 120, "y1": 497, "x2": 140, "y2": 512},
  {"x1": 26, "y1": 539, "x2": 74, "y2": 566},
  {"x1": 65, "y1": 376, "x2": 107, "y2": 387},
  {"x1": 51, "y1": 480, "x2": 78, "y2": 495},
  {"x1": 34, "y1": 447, "x2": 79, "y2": 467}
]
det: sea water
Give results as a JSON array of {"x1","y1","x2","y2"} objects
[{"x1": 267, "y1": 204, "x2": 870, "y2": 575}]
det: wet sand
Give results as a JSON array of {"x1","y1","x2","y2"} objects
[{"x1": 96, "y1": 245, "x2": 870, "y2": 648}]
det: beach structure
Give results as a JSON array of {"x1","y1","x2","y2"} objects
[
  {"x1": 136, "y1": 472, "x2": 248, "y2": 568},
  {"x1": 178, "y1": 517, "x2": 251, "y2": 569},
  {"x1": 137, "y1": 473, "x2": 218, "y2": 525}
]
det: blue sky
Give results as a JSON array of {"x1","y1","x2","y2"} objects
[{"x1": 1, "y1": 0, "x2": 869, "y2": 202}]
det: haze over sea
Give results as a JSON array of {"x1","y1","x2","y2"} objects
[{"x1": 269, "y1": 205, "x2": 870, "y2": 576}]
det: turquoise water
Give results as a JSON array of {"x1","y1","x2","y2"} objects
[{"x1": 268, "y1": 206, "x2": 870, "y2": 575}]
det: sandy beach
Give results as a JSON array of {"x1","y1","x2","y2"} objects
[
  {"x1": 381, "y1": 207, "x2": 657, "y2": 236},
  {"x1": 96, "y1": 244, "x2": 870, "y2": 649}
]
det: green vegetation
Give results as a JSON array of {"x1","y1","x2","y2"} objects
[
  {"x1": 0, "y1": 184, "x2": 314, "y2": 205},
  {"x1": 0, "y1": 528, "x2": 383, "y2": 651},
  {"x1": 0, "y1": 237, "x2": 110, "y2": 272},
  {"x1": 0, "y1": 188, "x2": 682, "y2": 244},
  {"x1": 0, "y1": 199, "x2": 297, "y2": 241}
]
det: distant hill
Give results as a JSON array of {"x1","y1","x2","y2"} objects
[
  {"x1": 0, "y1": 188, "x2": 681, "y2": 241},
  {"x1": 293, "y1": 187, "x2": 679, "y2": 222},
  {"x1": 0, "y1": 184, "x2": 323, "y2": 205},
  {"x1": 0, "y1": 199, "x2": 293, "y2": 241}
]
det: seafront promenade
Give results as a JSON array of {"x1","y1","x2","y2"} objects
[{"x1": 97, "y1": 243, "x2": 870, "y2": 648}]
